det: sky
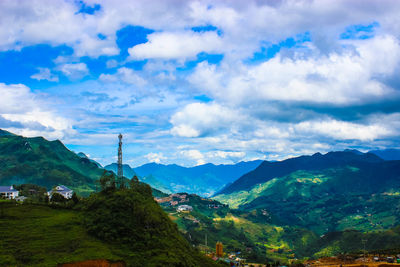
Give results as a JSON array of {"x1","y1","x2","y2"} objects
[{"x1": 1, "y1": 0, "x2": 400, "y2": 167}]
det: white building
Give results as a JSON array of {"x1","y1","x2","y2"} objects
[
  {"x1": 47, "y1": 185, "x2": 73, "y2": 199},
  {"x1": 177, "y1": 205, "x2": 193, "y2": 212},
  {"x1": 0, "y1": 186, "x2": 19, "y2": 199}
]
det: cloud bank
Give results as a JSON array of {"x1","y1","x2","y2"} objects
[{"x1": 0, "y1": 0, "x2": 400, "y2": 166}]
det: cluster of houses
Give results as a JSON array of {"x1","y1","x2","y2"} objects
[
  {"x1": 0, "y1": 185, "x2": 73, "y2": 200},
  {"x1": 207, "y1": 203, "x2": 226, "y2": 209},
  {"x1": 155, "y1": 193, "x2": 190, "y2": 206}
]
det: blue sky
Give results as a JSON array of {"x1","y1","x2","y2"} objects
[{"x1": 1, "y1": 0, "x2": 400, "y2": 167}]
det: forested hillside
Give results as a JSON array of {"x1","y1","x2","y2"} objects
[{"x1": 0, "y1": 129, "x2": 104, "y2": 195}]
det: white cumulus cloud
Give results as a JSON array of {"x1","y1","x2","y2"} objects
[
  {"x1": 0, "y1": 83, "x2": 75, "y2": 139},
  {"x1": 30, "y1": 68, "x2": 59, "y2": 82},
  {"x1": 128, "y1": 31, "x2": 223, "y2": 60},
  {"x1": 58, "y1": 63, "x2": 89, "y2": 80}
]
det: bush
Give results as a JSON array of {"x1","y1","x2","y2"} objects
[{"x1": 50, "y1": 192, "x2": 66, "y2": 203}]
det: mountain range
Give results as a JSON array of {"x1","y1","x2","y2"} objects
[
  {"x1": 214, "y1": 150, "x2": 400, "y2": 234},
  {"x1": 105, "y1": 160, "x2": 262, "y2": 196},
  {"x1": 369, "y1": 148, "x2": 400, "y2": 160}
]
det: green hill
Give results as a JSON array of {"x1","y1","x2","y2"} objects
[
  {"x1": 217, "y1": 151, "x2": 383, "y2": 195},
  {"x1": 0, "y1": 129, "x2": 105, "y2": 195},
  {"x1": 215, "y1": 158, "x2": 400, "y2": 234},
  {"x1": 0, "y1": 181, "x2": 224, "y2": 266},
  {"x1": 156, "y1": 192, "x2": 319, "y2": 263},
  {"x1": 156, "y1": 192, "x2": 400, "y2": 262},
  {"x1": 0, "y1": 203, "x2": 124, "y2": 266}
]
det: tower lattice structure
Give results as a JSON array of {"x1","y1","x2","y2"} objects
[{"x1": 117, "y1": 133, "x2": 123, "y2": 187}]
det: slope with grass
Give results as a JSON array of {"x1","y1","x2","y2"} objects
[
  {"x1": 0, "y1": 203, "x2": 124, "y2": 266},
  {"x1": 0, "y1": 182, "x2": 225, "y2": 266}
]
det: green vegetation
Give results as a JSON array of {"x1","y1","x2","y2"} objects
[
  {"x1": 0, "y1": 202, "x2": 123, "y2": 266},
  {"x1": 215, "y1": 165, "x2": 400, "y2": 234},
  {"x1": 218, "y1": 151, "x2": 384, "y2": 195},
  {"x1": 300, "y1": 228, "x2": 400, "y2": 258},
  {"x1": 0, "y1": 173, "x2": 224, "y2": 266},
  {"x1": 84, "y1": 180, "x2": 221, "y2": 266},
  {"x1": 163, "y1": 190, "x2": 400, "y2": 263},
  {"x1": 157, "y1": 193, "x2": 318, "y2": 263}
]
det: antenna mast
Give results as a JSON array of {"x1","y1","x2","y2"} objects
[{"x1": 118, "y1": 133, "x2": 123, "y2": 188}]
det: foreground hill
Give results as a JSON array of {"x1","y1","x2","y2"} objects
[
  {"x1": 105, "y1": 160, "x2": 262, "y2": 197},
  {"x1": 215, "y1": 151, "x2": 400, "y2": 234},
  {"x1": 0, "y1": 129, "x2": 104, "y2": 195},
  {"x1": 0, "y1": 181, "x2": 223, "y2": 266}
]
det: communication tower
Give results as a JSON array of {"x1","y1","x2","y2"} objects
[{"x1": 118, "y1": 133, "x2": 123, "y2": 187}]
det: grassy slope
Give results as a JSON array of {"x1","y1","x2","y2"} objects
[
  {"x1": 0, "y1": 203, "x2": 123, "y2": 266},
  {"x1": 0, "y1": 201, "x2": 224, "y2": 267}
]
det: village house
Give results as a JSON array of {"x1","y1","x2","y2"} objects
[
  {"x1": 177, "y1": 205, "x2": 193, "y2": 212},
  {"x1": 47, "y1": 185, "x2": 73, "y2": 199},
  {"x1": 0, "y1": 186, "x2": 19, "y2": 199}
]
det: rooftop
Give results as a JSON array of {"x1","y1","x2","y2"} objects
[
  {"x1": 50, "y1": 185, "x2": 73, "y2": 193},
  {"x1": 0, "y1": 186, "x2": 18, "y2": 193}
]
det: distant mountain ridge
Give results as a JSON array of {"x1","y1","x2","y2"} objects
[
  {"x1": 217, "y1": 151, "x2": 383, "y2": 195},
  {"x1": 103, "y1": 163, "x2": 136, "y2": 178},
  {"x1": 105, "y1": 160, "x2": 262, "y2": 197},
  {"x1": 369, "y1": 148, "x2": 400, "y2": 160}
]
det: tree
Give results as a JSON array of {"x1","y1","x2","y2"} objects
[
  {"x1": 99, "y1": 170, "x2": 116, "y2": 192},
  {"x1": 129, "y1": 175, "x2": 139, "y2": 188},
  {"x1": 71, "y1": 192, "x2": 79, "y2": 204},
  {"x1": 50, "y1": 192, "x2": 66, "y2": 203}
]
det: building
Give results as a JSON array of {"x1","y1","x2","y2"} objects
[
  {"x1": 216, "y1": 241, "x2": 223, "y2": 257},
  {"x1": 15, "y1": 196, "x2": 27, "y2": 202},
  {"x1": 47, "y1": 185, "x2": 73, "y2": 199},
  {"x1": 177, "y1": 205, "x2": 193, "y2": 212},
  {"x1": 0, "y1": 186, "x2": 19, "y2": 199}
]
